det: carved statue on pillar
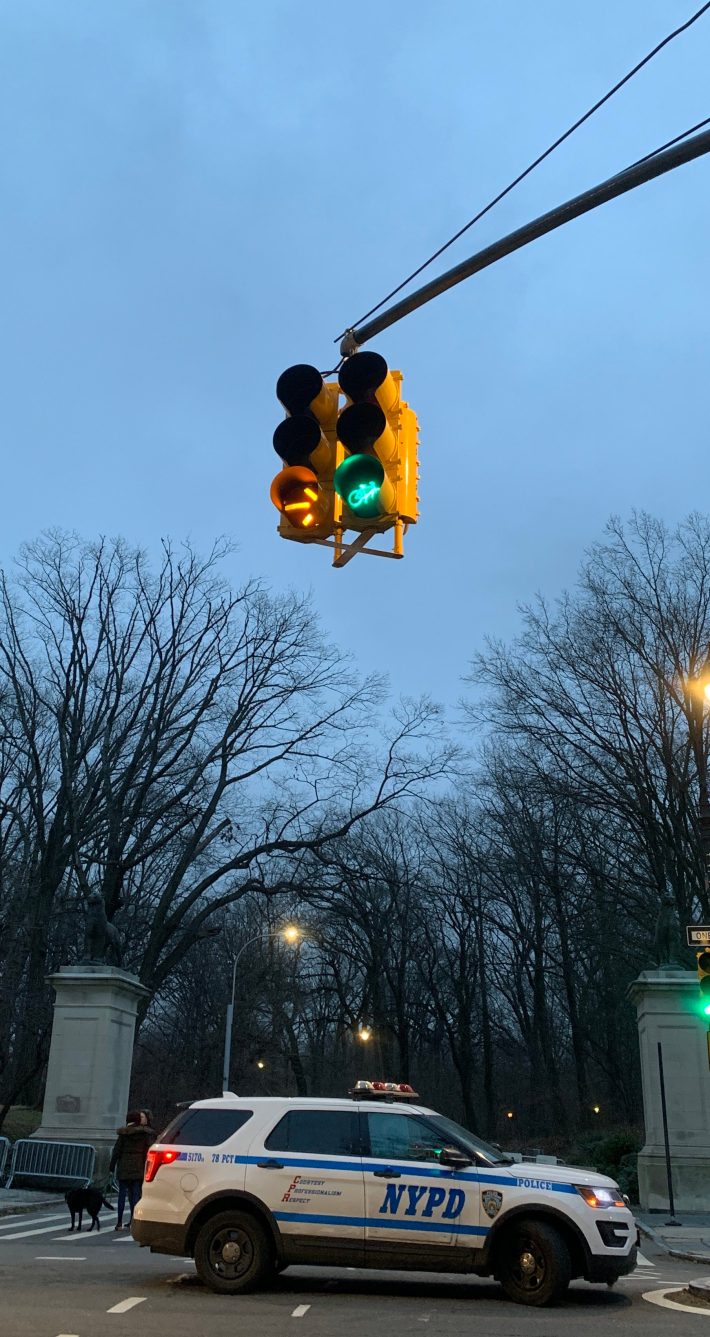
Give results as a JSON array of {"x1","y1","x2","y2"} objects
[
  {"x1": 653, "y1": 893, "x2": 685, "y2": 970},
  {"x1": 82, "y1": 890, "x2": 123, "y2": 966}
]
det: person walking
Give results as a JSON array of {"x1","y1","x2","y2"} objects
[{"x1": 109, "y1": 1109, "x2": 155, "y2": 1231}]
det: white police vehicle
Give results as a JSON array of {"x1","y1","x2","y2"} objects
[{"x1": 132, "y1": 1081, "x2": 637, "y2": 1307}]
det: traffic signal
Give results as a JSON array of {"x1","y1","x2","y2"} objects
[
  {"x1": 334, "y1": 352, "x2": 418, "y2": 531},
  {"x1": 698, "y1": 949, "x2": 710, "y2": 1016},
  {"x1": 270, "y1": 352, "x2": 419, "y2": 563},
  {"x1": 270, "y1": 365, "x2": 339, "y2": 540}
]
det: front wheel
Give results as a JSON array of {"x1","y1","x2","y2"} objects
[
  {"x1": 497, "y1": 1219, "x2": 571, "y2": 1307},
  {"x1": 194, "y1": 1210, "x2": 272, "y2": 1295}
]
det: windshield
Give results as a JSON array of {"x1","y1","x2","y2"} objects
[{"x1": 421, "y1": 1113, "x2": 513, "y2": 1166}]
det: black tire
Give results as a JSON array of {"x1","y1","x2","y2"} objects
[
  {"x1": 496, "y1": 1218, "x2": 571, "y2": 1307},
  {"x1": 194, "y1": 1210, "x2": 273, "y2": 1295}
]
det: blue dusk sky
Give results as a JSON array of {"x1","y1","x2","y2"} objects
[{"x1": 0, "y1": 1, "x2": 708, "y2": 707}]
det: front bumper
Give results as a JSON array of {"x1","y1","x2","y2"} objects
[
  {"x1": 131, "y1": 1216, "x2": 190, "y2": 1257},
  {"x1": 584, "y1": 1243, "x2": 637, "y2": 1284}
]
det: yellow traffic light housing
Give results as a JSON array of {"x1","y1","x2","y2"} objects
[
  {"x1": 335, "y1": 352, "x2": 418, "y2": 532},
  {"x1": 271, "y1": 364, "x2": 339, "y2": 542},
  {"x1": 271, "y1": 351, "x2": 418, "y2": 566}
]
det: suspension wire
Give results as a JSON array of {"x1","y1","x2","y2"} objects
[
  {"x1": 340, "y1": 122, "x2": 710, "y2": 350},
  {"x1": 337, "y1": 1, "x2": 710, "y2": 342}
]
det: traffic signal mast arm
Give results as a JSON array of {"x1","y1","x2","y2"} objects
[{"x1": 339, "y1": 124, "x2": 710, "y2": 355}]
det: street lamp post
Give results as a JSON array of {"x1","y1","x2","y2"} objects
[{"x1": 222, "y1": 925, "x2": 301, "y2": 1093}]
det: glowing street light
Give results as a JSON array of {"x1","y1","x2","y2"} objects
[
  {"x1": 222, "y1": 924, "x2": 302, "y2": 1091},
  {"x1": 357, "y1": 1023, "x2": 372, "y2": 1043}
]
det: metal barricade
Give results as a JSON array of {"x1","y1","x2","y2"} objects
[
  {"x1": 5, "y1": 1139, "x2": 95, "y2": 1189},
  {"x1": 0, "y1": 1136, "x2": 10, "y2": 1183}
]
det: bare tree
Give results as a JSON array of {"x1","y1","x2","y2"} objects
[{"x1": 0, "y1": 531, "x2": 453, "y2": 1119}]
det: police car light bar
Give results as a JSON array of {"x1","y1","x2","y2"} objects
[{"x1": 349, "y1": 1080, "x2": 419, "y2": 1101}]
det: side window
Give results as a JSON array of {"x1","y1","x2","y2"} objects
[
  {"x1": 157, "y1": 1109, "x2": 253, "y2": 1146},
  {"x1": 264, "y1": 1110, "x2": 359, "y2": 1156},
  {"x1": 366, "y1": 1113, "x2": 448, "y2": 1163}
]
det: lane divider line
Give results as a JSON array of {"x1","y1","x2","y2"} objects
[
  {"x1": 107, "y1": 1297, "x2": 147, "y2": 1314},
  {"x1": 292, "y1": 1304, "x2": 311, "y2": 1318},
  {"x1": 36, "y1": 1256, "x2": 87, "y2": 1261}
]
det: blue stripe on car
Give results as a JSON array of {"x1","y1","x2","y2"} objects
[
  {"x1": 273, "y1": 1210, "x2": 489, "y2": 1235},
  {"x1": 237, "y1": 1154, "x2": 579, "y2": 1194}
]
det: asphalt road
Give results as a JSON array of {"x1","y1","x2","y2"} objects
[{"x1": 0, "y1": 1207, "x2": 707, "y2": 1336}]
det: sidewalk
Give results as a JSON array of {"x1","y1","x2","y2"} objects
[
  {"x1": 0, "y1": 1187, "x2": 66, "y2": 1216},
  {"x1": 636, "y1": 1210, "x2": 710, "y2": 1263}
]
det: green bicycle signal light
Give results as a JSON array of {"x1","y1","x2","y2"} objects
[{"x1": 333, "y1": 455, "x2": 394, "y2": 519}]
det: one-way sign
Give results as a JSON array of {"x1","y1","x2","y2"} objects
[{"x1": 686, "y1": 925, "x2": 710, "y2": 947}]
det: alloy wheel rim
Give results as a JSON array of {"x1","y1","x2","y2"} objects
[
  {"x1": 512, "y1": 1238, "x2": 546, "y2": 1291},
  {"x1": 210, "y1": 1226, "x2": 254, "y2": 1280}
]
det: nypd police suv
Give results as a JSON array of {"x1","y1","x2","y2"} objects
[{"x1": 132, "y1": 1081, "x2": 637, "y2": 1307}]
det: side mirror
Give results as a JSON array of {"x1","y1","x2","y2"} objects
[{"x1": 438, "y1": 1145, "x2": 473, "y2": 1169}]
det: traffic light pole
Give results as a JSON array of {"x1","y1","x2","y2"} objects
[{"x1": 339, "y1": 126, "x2": 710, "y2": 355}]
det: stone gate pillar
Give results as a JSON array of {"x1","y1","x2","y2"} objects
[
  {"x1": 628, "y1": 969, "x2": 710, "y2": 1211},
  {"x1": 34, "y1": 965, "x2": 151, "y2": 1178}
]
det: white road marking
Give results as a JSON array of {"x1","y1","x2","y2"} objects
[
  {"x1": 0, "y1": 1213, "x2": 66, "y2": 1231},
  {"x1": 292, "y1": 1304, "x2": 311, "y2": 1318},
  {"x1": 0, "y1": 1222, "x2": 83, "y2": 1241},
  {"x1": 643, "y1": 1288, "x2": 710, "y2": 1314},
  {"x1": 36, "y1": 1256, "x2": 87, "y2": 1261},
  {"x1": 107, "y1": 1297, "x2": 147, "y2": 1314},
  {"x1": 418, "y1": 1314, "x2": 432, "y2": 1323},
  {"x1": 112, "y1": 1233, "x2": 136, "y2": 1242},
  {"x1": 52, "y1": 1231, "x2": 106, "y2": 1243},
  {"x1": 637, "y1": 1252, "x2": 654, "y2": 1266}
]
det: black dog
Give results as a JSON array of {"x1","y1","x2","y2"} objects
[{"x1": 65, "y1": 1186, "x2": 113, "y2": 1232}]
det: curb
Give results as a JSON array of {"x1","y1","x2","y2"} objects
[
  {"x1": 637, "y1": 1220, "x2": 710, "y2": 1265},
  {"x1": 0, "y1": 1199, "x2": 65, "y2": 1217}
]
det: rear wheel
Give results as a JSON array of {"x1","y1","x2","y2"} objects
[
  {"x1": 497, "y1": 1218, "x2": 571, "y2": 1307},
  {"x1": 194, "y1": 1210, "x2": 273, "y2": 1295}
]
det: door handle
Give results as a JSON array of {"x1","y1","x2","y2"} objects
[
  {"x1": 373, "y1": 1169, "x2": 401, "y2": 1178},
  {"x1": 257, "y1": 1159, "x2": 285, "y2": 1169}
]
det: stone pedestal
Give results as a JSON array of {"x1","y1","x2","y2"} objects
[
  {"x1": 628, "y1": 969, "x2": 710, "y2": 1211},
  {"x1": 35, "y1": 965, "x2": 150, "y2": 1178}
]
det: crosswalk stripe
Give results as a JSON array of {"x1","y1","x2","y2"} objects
[
  {"x1": 51, "y1": 1231, "x2": 106, "y2": 1243},
  {"x1": 0, "y1": 1213, "x2": 66, "y2": 1231},
  {"x1": 0, "y1": 1222, "x2": 80, "y2": 1241},
  {"x1": 637, "y1": 1252, "x2": 654, "y2": 1267}
]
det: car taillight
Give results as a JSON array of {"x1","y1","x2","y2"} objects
[{"x1": 144, "y1": 1148, "x2": 179, "y2": 1183}]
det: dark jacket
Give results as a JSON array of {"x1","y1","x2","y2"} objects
[{"x1": 109, "y1": 1123, "x2": 155, "y2": 1181}]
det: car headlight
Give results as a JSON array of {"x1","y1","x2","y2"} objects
[{"x1": 575, "y1": 1184, "x2": 626, "y2": 1209}]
